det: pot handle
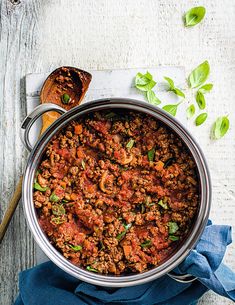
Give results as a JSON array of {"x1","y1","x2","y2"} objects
[
  {"x1": 167, "y1": 271, "x2": 197, "y2": 283},
  {"x1": 21, "y1": 103, "x2": 67, "y2": 152}
]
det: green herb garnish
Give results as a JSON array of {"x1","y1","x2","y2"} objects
[
  {"x1": 117, "y1": 223, "x2": 132, "y2": 240},
  {"x1": 164, "y1": 77, "x2": 185, "y2": 98},
  {"x1": 168, "y1": 222, "x2": 179, "y2": 234},
  {"x1": 196, "y1": 91, "x2": 206, "y2": 110},
  {"x1": 126, "y1": 139, "x2": 135, "y2": 149},
  {"x1": 50, "y1": 192, "x2": 59, "y2": 202},
  {"x1": 61, "y1": 93, "x2": 71, "y2": 104},
  {"x1": 123, "y1": 223, "x2": 132, "y2": 230},
  {"x1": 186, "y1": 104, "x2": 195, "y2": 119},
  {"x1": 158, "y1": 200, "x2": 168, "y2": 209},
  {"x1": 33, "y1": 182, "x2": 48, "y2": 192},
  {"x1": 198, "y1": 83, "x2": 213, "y2": 94},
  {"x1": 135, "y1": 71, "x2": 156, "y2": 92},
  {"x1": 69, "y1": 244, "x2": 82, "y2": 251},
  {"x1": 188, "y1": 61, "x2": 210, "y2": 88},
  {"x1": 51, "y1": 216, "x2": 66, "y2": 224},
  {"x1": 61, "y1": 199, "x2": 69, "y2": 204},
  {"x1": 147, "y1": 147, "x2": 155, "y2": 162},
  {"x1": 162, "y1": 103, "x2": 181, "y2": 117},
  {"x1": 184, "y1": 6, "x2": 206, "y2": 27},
  {"x1": 52, "y1": 204, "x2": 66, "y2": 216},
  {"x1": 141, "y1": 240, "x2": 152, "y2": 248},
  {"x1": 169, "y1": 235, "x2": 179, "y2": 241},
  {"x1": 211, "y1": 116, "x2": 230, "y2": 140},
  {"x1": 146, "y1": 90, "x2": 161, "y2": 105},
  {"x1": 195, "y1": 113, "x2": 208, "y2": 126},
  {"x1": 86, "y1": 266, "x2": 98, "y2": 273}
]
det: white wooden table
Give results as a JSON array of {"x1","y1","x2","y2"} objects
[{"x1": 0, "y1": 1, "x2": 234, "y2": 304}]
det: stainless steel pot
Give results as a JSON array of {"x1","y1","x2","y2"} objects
[{"x1": 21, "y1": 98, "x2": 211, "y2": 287}]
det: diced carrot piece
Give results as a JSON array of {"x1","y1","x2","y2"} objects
[
  {"x1": 77, "y1": 147, "x2": 85, "y2": 158},
  {"x1": 71, "y1": 193, "x2": 79, "y2": 201},
  {"x1": 60, "y1": 181, "x2": 67, "y2": 189},
  {"x1": 74, "y1": 124, "x2": 83, "y2": 135},
  {"x1": 155, "y1": 161, "x2": 164, "y2": 171},
  {"x1": 123, "y1": 245, "x2": 132, "y2": 257}
]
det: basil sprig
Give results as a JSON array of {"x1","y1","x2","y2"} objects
[
  {"x1": 135, "y1": 72, "x2": 156, "y2": 91},
  {"x1": 186, "y1": 104, "x2": 195, "y2": 119},
  {"x1": 162, "y1": 103, "x2": 181, "y2": 117},
  {"x1": 211, "y1": 116, "x2": 230, "y2": 140},
  {"x1": 164, "y1": 77, "x2": 185, "y2": 98},
  {"x1": 195, "y1": 113, "x2": 208, "y2": 126},
  {"x1": 188, "y1": 61, "x2": 210, "y2": 88},
  {"x1": 184, "y1": 6, "x2": 206, "y2": 27},
  {"x1": 135, "y1": 71, "x2": 162, "y2": 105}
]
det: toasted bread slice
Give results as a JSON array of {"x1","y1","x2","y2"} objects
[{"x1": 40, "y1": 67, "x2": 92, "y2": 135}]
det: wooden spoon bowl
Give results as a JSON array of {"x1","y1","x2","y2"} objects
[{"x1": 40, "y1": 66, "x2": 92, "y2": 134}]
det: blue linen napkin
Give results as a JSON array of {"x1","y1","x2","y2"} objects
[{"x1": 14, "y1": 221, "x2": 235, "y2": 305}]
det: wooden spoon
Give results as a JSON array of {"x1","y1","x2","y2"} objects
[{"x1": 0, "y1": 66, "x2": 92, "y2": 243}]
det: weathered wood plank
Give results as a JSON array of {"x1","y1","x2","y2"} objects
[{"x1": 0, "y1": 1, "x2": 234, "y2": 304}]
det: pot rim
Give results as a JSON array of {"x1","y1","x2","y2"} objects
[{"x1": 22, "y1": 98, "x2": 211, "y2": 287}]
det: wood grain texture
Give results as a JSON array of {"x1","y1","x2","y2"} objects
[{"x1": 0, "y1": 0, "x2": 234, "y2": 304}]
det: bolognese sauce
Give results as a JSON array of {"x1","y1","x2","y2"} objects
[{"x1": 33, "y1": 110, "x2": 199, "y2": 274}]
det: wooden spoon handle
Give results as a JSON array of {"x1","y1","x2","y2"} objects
[{"x1": 0, "y1": 176, "x2": 23, "y2": 244}]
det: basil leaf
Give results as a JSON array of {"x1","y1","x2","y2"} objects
[
  {"x1": 188, "y1": 61, "x2": 210, "y2": 88},
  {"x1": 146, "y1": 90, "x2": 161, "y2": 105},
  {"x1": 52, "y1": 204, "x2": 66, "y2": 216},
  {"x1": 117, "y1": 223, "x2": 132, "y2": 240},
  {"x1": 173, "y1": 88, "x2": 185, "y2": 98},
  {"x1": 126, "y1": 139, "x2": 135, "y2": 149},
  {"x1": 186, "y1": 104, "x2": 195, "y2": 119},
  {"x1": 51, "y1": 216, "x2": 66, "y2": 224},
  {"x1": 34, "y1": 182, "x2": 48, "y2": 192},
  {"x1": 195, "y1": 113, "x2": 208, "y2": 126},
  {"x1": 198, "y1": 83, "x2": 213, "y2": 94},
  {"x1": 61, "y1": 93, "x2": 71, "y2": 104},
  {"x1": 69, "y1": 244, "x2": 82, "y2": 251},
  {"x1": 169, "y1": 235, "x2": 179, "y2": 241},
  {"x1": 141, "y1": 240, "x2": 152, "y2": 248},
  {"x1": 196, "y1": 91, "x2": 206, "y2": 109},
  {"x1": 147, "y1": 147, "x2": 155, "y2": 162},
  {"x1": 162, "y1": 103, "x2": 181, "y2": 117},
  {"x1": 211, "y1": 116, "x2": 230, "y2": 140},
  {"x1": 50, "y1": 192, "x2": 59, "y2": 202},
  {"x1": 124, "y1": 223, "x2": 132, "y2": 230},
  {"x1": 164, "y1": 76, "x2": 175, "y2": 90},
  {"x1": 184, "y1": 6, "x2": 206, "y2": 27},
  {"x1": 135, "y1": 72, "x2": 156, "y2": 92},
  {"x1": 164, "y1": 77, "x2": 185, "y2": 98},
  {"x1": 158, "y1": 200, "x2": 168, "y2": 209},
  {"x1": 86, "y1": 266, "x2": 98, "y2": 272},
  {"x1": 168, "y1": 222, "x2": 179, "y2": 234}
]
